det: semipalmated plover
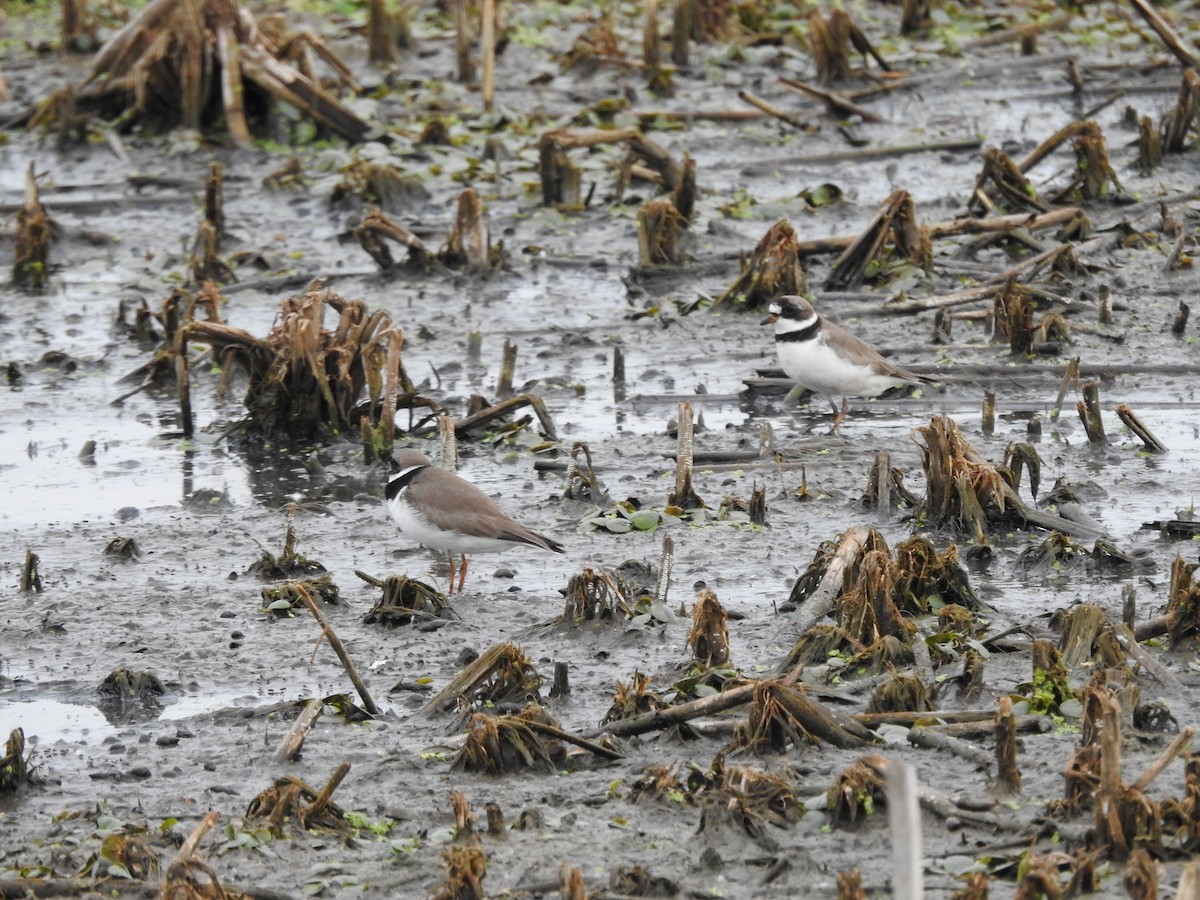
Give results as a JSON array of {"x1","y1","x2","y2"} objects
[
  {"x1": 763, "y1": 295, "x2": 935, "y2": 433},
  {"x1": 386, "y1": 449, "x2": 564, "y2": 594}
]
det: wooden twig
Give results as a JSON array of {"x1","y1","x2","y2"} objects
[
  {"x1": 453, "y1": 392, "x2": 557, "y2": 442},
  {"x1": 908, "y1": 726, "x2": 992, "y2": 771},
  {"x1": 587, "y1": 682, "x2": 755, "y2": 738},
  {"x1": 779, "y1": 76, "x2": 885, "y2": 123},
  {"x1": 748, "y1": 138, "x2": 982, "y2": 169},
  {"x1": 1129, "y1": 726, "x2": 1194, "y2": 792},
  {"x1": 296, "y1": 582, "x2": 379, "y2": 715},
  {"x1": 522, "y1": 718, "x2": 625, "y2": 760},
  {"x1": 1115, "y1": 404, "x2": 1166, "y2": 453},
  {"x1": 1127, "y1": 0, "x2": 1198, "y2": 68},
  {"x1": 176, "y1": 810, "x2": 220, "y2": 860},
  {"x1": 784, "y1": 525, "x2": 874, "y2": 646},
  {"x1": 275, "y1": 698, "x2": 324, "y2": 763},
  {"x1": 737, "y1": 89, "x2": 813, "y2": 131}
]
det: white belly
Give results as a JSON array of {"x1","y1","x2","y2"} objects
[
  {"x1": 388, "y1": 497, "x2": 516, "y2": 555},
  {"x1": 777, "y1": 338, "x2": 903, "y2": 398}
]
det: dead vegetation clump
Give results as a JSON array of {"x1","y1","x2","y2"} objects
[
  {"x1": 451, "y1": 705, "x2": 564, "y2": 775},
  {"x1": 825, "y1": 190, "x2": 930, "y2": 290},
  {"x1": 0, "y1": 729, "x2": 43, "y2": 795},
  {"x1": 972, "y1": 119, "x2": 1121, "y2": 213},
  {"x1": 915, "y1": 415, "x2": 1090, "y2": 543},
  {"x1": 603, "y1": 671, "x2": 668, "y2": 725},
  {"x1": 697, "y1": 760, "x2": 805, "y2": 840},
  {"x1": 11, "y1": 164, "x2": 58, "y2": 289},
  {"x1": 628, "y1": 758, "x2": 803, "y2": 839},
  {"x1": 431, "y1": 844, "x2": 488, "y2": 900},
  {"x1": 80, "y1": 831, "x2": 161, "y2": 881},
  {"x1": 805, "y1": 10, "x2": 891, "y2": 85},
  {"x1": 1166, "y1": 556, "x2": 1200, "y2": 650},
  {"x1": 731, "y1": 680, "x2": 873, "y2": 755},
  {"x1": 247, "y1": 506, "x2": 328, "y2": 581},
  {"x1": 439, "y1": 188, "x2": 500, "y2": 274},
  {"x1": 715, "y1": 219, "x2": 806, "y2": 310},
  {"x1": 782, "y1": 526, "x2": 981, "y2": 674},
  {"x1": 261, "y1": 575, "x2": 340, "y2": 615},
  {"x1": 826, "y1": 754, "x2": 888, "y2": 828},
  {"x1": 354, "y1": 208, "x2": 432, "y2": 273},
  {"x1": 357, "y1": 570, "x2": 453, "y2": 627},
  {"x1": 334, "y1": 154, "x2": 432, "y2": 215},
  {"x1": 246, "y1": 763, "x2": 353, "y2": 837},
  {"x1": 688, "y1": 586, "x2": 730, "y2": 668},
  {"x1": 180, "y1": 279, "x2": 408, "y2": 448},
  {"x1": 423, "y1": 643, "x2": 543, "y2": 717},
  {"x1": 558, "y1": 565, "x2": 661, "y2": 626},
  {"x1": 559, "y1": 8, "x2": 623, "y2": 74},
  {"x1": 27, "y1": 0, "x2": 370, "y2": 145}
]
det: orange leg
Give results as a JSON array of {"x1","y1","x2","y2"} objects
[
  {"x1": 829, "y1": 397, "x2": 847, "y2": 435},
  {"x1": 457, "y1": 554, "x2": 469, "y2": 593},
  {"x1": 445, "y1": 553, "x2": 458, "y2": 595}
]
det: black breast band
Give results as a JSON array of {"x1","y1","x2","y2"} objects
[
  {"x1": 774, "y1": 320, "x2": 820, "y2": 343},
  {"x1": 385, "y1": 466, "x2": 425, "y2": 501}
]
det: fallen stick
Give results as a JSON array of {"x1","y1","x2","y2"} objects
[
  {"x1": 1127, "y1": 0, "x2": 1198, "y2": 68},
  {"x1": 784, "y1": 525, "x2": 875, "y2": 646},
  {"x1": 793, "y1": 207, "x2": 1080, "y2": 257},
  {"x1": 933, "y1": 715, "x2": 1051, "y2": 739},
  {"x1": 635, "y1": 108, "x2": 767, "y2": 123},
  {"x1": 296, "y1": 582, "x2": 379, "y2": 716},
  {"x1": 744, "y1": 138, "x2": 981, "y2": 170},
  {"x1": 275, "y1": 698, "x2": 324, "y2": 763},
  {"x1": 1114, "y1": 624, "x2": 1181, "y2": 687},
  {"x1": 851, "y1": 708, "x2": 998, "y2": 727},
  {"x1": 886, "y1": 760, "x2": 924, "y2": 900},
  {"x1": 861, "y1": 755, "x2": 1008, "y2": 828},
  {"x1": 1133, "y1": 613, "x2": 1169, "y2": 642},
  {"x1": 453, "y1": 392, "x2": 558, "y2": 442},
  {"x1": 964, "y1": 13, "x2": 1072, "y2": 49},
  {"x1": 1130, "y1": 726, "x2": 1194, "y2": 792},
  {"x1": 585, "y1": 681, "x2": 755, "y2": 739},
  {"x1": 779, "y1": 76, "x2": 885, "y2": 123},
  {"x1": 522, "y1": 718, "x2": 625, "y2": 760},
  {"x1": 908, "y1": 725, "x2": 992, "y2": 771},
  {"x1": 737, "y1": 89, "x2": 813, "y2": 131},
  {"x1": 1115, "y1": 404, "x2": 1167, "y2": 453}
]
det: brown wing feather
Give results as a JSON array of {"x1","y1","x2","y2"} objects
[
  {"x1": 406, "y1": 468, "x2": 564, "y2": 552},
  {"x1": 825, "y1": 320, "x2": 938, "y2": 385}
]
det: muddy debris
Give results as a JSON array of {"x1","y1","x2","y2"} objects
[
  {"x1": 451, "y1": 706, "x2": 564, "y2": 775},
  {"x1": 246, "y1": 763, "x2": 353, "y2": 837},
  {"x1": 25, "y1": 0, "x2": 370, "y2": 144},
  {"x1": 714, "y1": 219, "x2": 805, "y2": 310},
  {"x1": 357, "y1": 570, "x2": 454, "y2": 627},
  {"x1": 423, "y1": 642, "x2": 543, "y2": 717},
  {"x1": 180, "y1": 279, "x2": 406, "y2": 444},
  {"x1": 10, "y1": 163, "x2": 57, "y2": 289},
  {"x1": 0, "y1": 729, "x2": 43, "y2": 795},
  {"x1": 247, "y1": 505, "x2": 328, "y2": 581}
]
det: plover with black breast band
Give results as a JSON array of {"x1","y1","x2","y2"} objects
[
  {"x1": 385, "y1": 449, "x2": 564, "y2": 594},
  {"x1": 763, "y1": 295, "x2": 937, "y2": 433}
]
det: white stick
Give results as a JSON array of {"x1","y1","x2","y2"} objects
[{"x1": 886, "y1": 758, "x2": 924, "y2": 900}]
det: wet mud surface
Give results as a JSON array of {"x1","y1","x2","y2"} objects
[{"x1": 2, "y1": 1, "x2": 1200, "y2": 896}]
